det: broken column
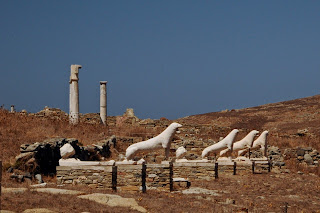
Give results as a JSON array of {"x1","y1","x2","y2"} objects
[
  {"x1": 69, "y1": 64, "x2": 82, "y2": 124},
  {"x1": 100, "y1": 81, "x2": 107, "y2": 125},
  {"x1": 10, "y1": 105, "x2": 15, "y2": 113}
]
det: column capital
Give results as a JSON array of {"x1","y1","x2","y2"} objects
[{"x1": 100, "y1": 81, "x2": 108, "y2": 84}]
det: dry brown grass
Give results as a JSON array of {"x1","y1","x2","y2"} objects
[
  {"x1": 2, "y1": 171, "x2": 320, "y2": 212},
  {"x1": 0, "y1": 109, "x2": 110, "y2": 164}
]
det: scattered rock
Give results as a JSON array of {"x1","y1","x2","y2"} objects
[
  {"x1": 296, "y1": 148, "x2": 305, "y2": 156},
  {"x1": 31, "y1": 188, "x2": 85, "y2": 195},
  {"x1": 304, "y1": 154, "x2": 313, "y2": 165},
  {"x1": 78, "y1": 193, "x2": 147, "y2": 213},
  {"x1": 297, "y1": 156, "x2": 304, "y2": 161},
  {"x1": 181, "y1": 187, "x2": 220, "y2": 196},
  {"x1": 30, "y1": 183, "x2": 47, "y2": 188},
  {"x1": 225, "y1": 198, "x2": 236, "y2": 204},
  {"x1": 14, "y1": 135, "x2": 117, "y2": 174}
]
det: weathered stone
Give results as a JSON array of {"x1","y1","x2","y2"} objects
[
  {"x1": 182, "y1": 187, "x2": 220, "y2": 196},
  {"x1": 225, "y1": 198, "x2": 236, "y2": 204},
  {"x1": 303, "y1": 147, "x2": 313, "y2": 152},
  {"x1": 297, "y1": 148, "x2": 305, "y2": 156},
  {"x1": 297, "y1": 156, "x2": 304, "y2": 161},
  {"x1": 60, "y1": 143, "x2": 75, "y2": 159},
  {"x1": 32, "y1": 188, "x2": 84, "y2": 195},
  {"x1": 78, "y1": 193, "x2": 147, "y2": 213},
  {"x1": 15, "y1": 152, "x2": 34, "y2": 161},
  {"x1": 35, "y1": 174, "x2": 43, "y2": 184},
  {"x1": 304, "y1": 154, "x2": 313, "y2": 165},
  {"x1": 309, "y1": 149, "x2": 319, "y2": 157}
]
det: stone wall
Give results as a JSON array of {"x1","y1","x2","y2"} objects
[
  {"x1": 173, "y1": 162, "x2": 216, "y2": 181},
  {"x1": 56, "y1": 165, "x2": 113, "y2": 188},
  {"x1": 56, "y1": 163, "x2": 172, "y2": 190},
  {"x1": 146, "y1": 164, "x2": 171, "y2": 190},
  {"x1": 117, "y1": 165, "x2": 142, "y2": 189}
]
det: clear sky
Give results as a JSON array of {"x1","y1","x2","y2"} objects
[{"x1": 1, "y1": 1, "x2": 319, "y2": 119}]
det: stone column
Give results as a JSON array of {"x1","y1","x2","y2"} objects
[
  {"x1": 100, "y1": 81, "x2": 107, "y2": 125},
  {"x1": 10, "y1": 105, "x2": 15, "y2": 113},
  {"x1": 69, "y1": 64, "x2": 82, "y2": 124}
]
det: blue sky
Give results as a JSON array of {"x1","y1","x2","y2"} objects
[{"x1": 1, "y1": 1, "x2": 319, "y2": 119}]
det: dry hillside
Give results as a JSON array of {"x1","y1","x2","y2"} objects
[
  {"x1": 178, "y1": 95, "x2": 320, "y2": 150},
  {"x1": 1, "y1": 95, "x2": 320, "y2": 212}
]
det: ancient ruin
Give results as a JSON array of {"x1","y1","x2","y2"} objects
[
  {"x1": 238, "y1": 130, "x2": 269, "y2": 159},
  {"x1": 10, "y1": 105, "x2": 15, "y2": 113},
  {"x1": 125, "y1": 122, "x2": 182, "y2": 160},
  {"x1": 100, "y1": 81, "x2": 107, "y2": 125},
  {"x1": 202, "y1": 129, "x2": 239, "y2": 159},
  {"x1": 69, "y1": 64, "x2": 82, "y2": 124},
  {"x1": 220, "y1": 130, "x2": 259, "y2": 159}
]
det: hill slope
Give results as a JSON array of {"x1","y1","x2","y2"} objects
[{"x1": 178, "y1": 95, "x2": 320, "y2": 137}]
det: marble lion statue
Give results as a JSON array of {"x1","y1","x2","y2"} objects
[
  {"x1": 201, "y1": 129, "x2": 239, "y2": 158},
  {"x1": 238, "y1": 130, "x2": 269, "y2": 156},
  {"x1": 125, "y1": 122, "x2": 182, "y2": 160},
  {"x1": 220, "y1": 130, "x2": 259, "y2": 157}
]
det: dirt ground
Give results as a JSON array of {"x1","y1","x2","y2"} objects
[{"x1": 1, "y1": 169, "x2": 320, "y2": 213}]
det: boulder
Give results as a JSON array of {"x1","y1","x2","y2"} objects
[
  {"x1": 296, "y1": 148, "x2": 305, "y2": 156},
  {"x1": 60, "y1": 143, "x2": 75, "y2": 159},
  {"x1": 304, "y1": 154, "x2": 313, "y2": 165}
]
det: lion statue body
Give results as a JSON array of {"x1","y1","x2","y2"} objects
[
  {"x1": 125, "y1": 122, "x2": 182, "y2": 160},
  {"x1": 220, "y1": 130, "x2": 259, "y2": 157},
  {"x1": 201, "y1": 129, "x2": 239, "y2": 158}
]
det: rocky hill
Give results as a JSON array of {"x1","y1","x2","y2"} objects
[
  {"x1": 177, "y1": 95, "x2": 320, "y2": 150},
  {"x1": 179, "y1": 95, "x2": 320, "y2": 134}
]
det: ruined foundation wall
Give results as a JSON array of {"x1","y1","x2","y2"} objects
[
  {"x1": 56, "y1": 165, "x2": 113, "y2": 188},
  {"x1": 56, "y1": 161, "x2": 268, "y2": 190},
  {"x1": 173, "y1": 162, "x2": 216, "y2": 181},
  {"x1": 146, "y1": 164, "x2": 171, "y2": 189}
]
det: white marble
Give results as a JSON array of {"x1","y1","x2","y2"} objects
[
  {"x1": 220, "y1": 130, "x2": 259, "y2": 157},
  {"x1": 176, "y1": 146, "x2": 187, "y2": 159},
  {"x1": 137, "y1": 158, "x2": 146, "y2": 164},
  {"x1": 60, "y1": 143, "x2": 75, "y2": 159},
  {"x1": 59, "y1": 158, "x2": 100, "y2": 166},
  {"x1": 100, "y1": 81, "x2": 107, "y2": 125},
  {"x1": 59, "y1": 158, "x2": 116, "y2": 166},
  {"x1": 69, "y1": 64, "x2": 82, "y2": 124},
  {"x1": 238, "y1": 130, "x2": 269, "y2": 156},
  {"x1": 125, "y1": 122, "x2": 182, "y2": 160},
  {"x1": 201, "y1": 129, "x2": 239, "y2": 158},
  {"x1": 116, "y1": 160, "x2": 137, "y2": 165}
]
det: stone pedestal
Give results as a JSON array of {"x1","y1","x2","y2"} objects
[
  {"x1": 100, "y1": 81, "x2": 107, "y2": 125},
  {"x1": 69, "y1": 64, "x2": 82, "y2": 124}
]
